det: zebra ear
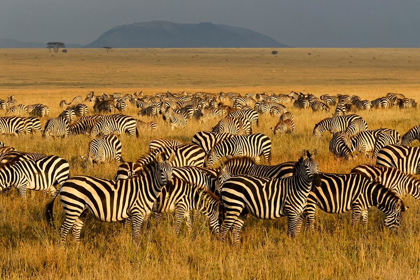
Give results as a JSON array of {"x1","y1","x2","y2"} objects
[
  {"x1": 302, "y1": 149, "x2": 307, "y2": 158},
  {"x1": 168, "y1": 152, "x2": 175, "y2": 163},
  {"x1": 156, "y1": 152, "x2": 163, "y2": 163}
]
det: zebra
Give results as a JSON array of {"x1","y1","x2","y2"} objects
[
  {"x1": 351, "y1": 164, "x2": 420, "y2": 201},
  {"x1": 354, "y1": 99, "x2": 372, "y2": 110},
  {"x1": 135, "y1": 119, "x2": 158, "y2": 134},
  {"x1": 6, "y1": 104, "x2": 27, "y2": 116},
  {"x1": 212, "y1": 116, "x2": 251, "y2": 135},
  {"x1": 192, "y1": 131, "x2": 235, "y2": 154},
  {"x1": 220, "y1": 156, "x2": 296, "y2": 180},
  {"x1": 46, "y1": 152, "x2": 174, "y2": 244},
  {"x1": 43, "y1": 117, "x2": 69, "y2": 138},
  {"x1": 68, "y1": 115, "x2": 103, "y2": 135},
  {"x1": 279, "y1": 111, "x2": 294, "y2": 122},
  {"x1": 22, "y1": 117, "x2": 42, "y2": 134},
  {"x1": 228, "y1": 108, "x2": 259, "y2": 127},
  {"x1": 371, "y1": 97, "x2": 391, "y2": 109},
  {"x1": 333, "y1": 103, "x2": 346, "y2": 116},
  {"x1": 0, "y1": 117, "x2": 26, "y2": 136},
  {"x1": 207, "y1": 133, "x2": 272, "y2": 166},
  {"x1": 149, "y1": 139, "x2": 183, "y2": 152},
  {"x1": 0, "y1": 150, "x2": 46, "y2": 166},
  {"x1": 329, "y1": 132, "x2": 354, "y2": 160},
  {"x1": 80, "y1": 135, "x2": 123, "y2": 168},
  {"x1": 28, "y1": 104, "x2": 50, "y2": 118},
  {"x1": 401, "y1": 125, "x2": 420, "y2": 146},
  {"x1": 58, "y1": 108, "x2": 76, "y2": 124},
  {"x1": 377, "y1": 145, "x2": 420, "y2": 175},
  {"x1": 310, "y1": 101, "x2": 330, "y2": 112},
  {"x1": 320, "y1": 94, "x2": 337, "y2": 106},
  {"x1": 305, "y1": 173, "x2": 407, "y2": 231},
  {"x1": 350, "y1": 129, "x2": 401, "y2": 158},
  {"x1": 398, "y1": 98, "x2": 417, "y2": 109},
  {"x1": 0, "y1": 155, "x2": 69, "y2": 197},
  {"x1": 313, "y1": 114, "x2": 368, "y2": 137},
  {"x1": 162, "y1": 107, "x2": 187, "y2": 130},
  {"x1": 116, "y1": 99, "x2": 127, "y2": 112},
  {"x1": 271, "y1": 119, "x2": 294, "y2": 135},
  {"x1": 115, "y1": 145, "x2": 207, "y2": 180},
  {"x1": 68, "y1": 103, "x2": 89, "y2": 117},
  {"x1": 220, "y1": 150, "x2": 319, "y2": 243},
  {"x1": 154, "y1": 178, "x2": 220, "y2": 234},
  {"x1": 343, "y1": 117, "x2": 368, "y2": 136},
  {"x1": 91, "y1": 114, "x2": 137, "y2": 137}
]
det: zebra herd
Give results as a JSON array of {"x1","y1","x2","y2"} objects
[{"x1": 0, "y1": 90, "x2": 419, "y2": 246}]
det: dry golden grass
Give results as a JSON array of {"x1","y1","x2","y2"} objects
[{"x1": 0, "y1": 48, "x2": 419, "y2": 279}]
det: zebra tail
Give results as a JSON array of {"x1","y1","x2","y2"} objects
[{"x1": 46, "y1": 192, "x2": 59, "y2": 229}]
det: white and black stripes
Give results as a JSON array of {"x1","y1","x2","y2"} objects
[
  {"x1": 207, "y1": 133, "x2": 272, "y2": 166},
  {"x1": 91, "y1": 114, "x2": 137, "y2": 137},
  {"x1": 0, "y1": 117, "x2": 26, "y2": 136},
  {"x1": 313, "y1": 114, "x2": 368, "y2": 137},
  {"x1": 81, "y1": 135, "x2": 123, "y2": 168},
  {"x1": 305, "y1": 173, "x2": 407, "y2": 231},
  {"x1": 401, "y1": 125, "x2": 420, "y2": 146},
  {"x1": 376, "y1": 145, "x2": 420, "y2": 174},
  {"x1": 46, "y1": 153, "x2": 174, "y2": 244},
  {"x1": 0, "y1": 155, "x2": 70, "y2": 197},
  {"x1": 42, "y1": 117, "x2": 69, "y2": 138},
  {"x1": 192, "y1": 131, "x2": 235, "y2": 154},
  {"x1": 220, "y1": 151, "x2": 318, "y2": 243}
]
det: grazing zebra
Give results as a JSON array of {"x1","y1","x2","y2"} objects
[
  {"x1": 371, "y1": 97, "x2": 391, "y2": 109},
  {"x1": 23, "y1": 117, "x2": 42, "y2": 134},
  {"x1": 279, "y1": 111, "x2": 294, "y2": 122},
  {"x1": 344, "y1": 117, "x2": 368, "y2": 136},
  {"x1": 68, "y1": 115, "x2": 103, "y2": 135},
  {"x1": 58, "y1": 108, "x2": 76, "y2": 124},
  {"x1": 212, "y1": 116, "x2": 251, "y2": 135},
  {"x1": 80, "y1": 135, "x2": 123, "y2": 168},
  {"x1": 207, "y1": 133, "x2": 272, "y2": 166},
  {"x1": 329, "y1": 132, "x2": 354, "y2": 160},
  {"x1": 401, "y1": 125, "x2": 420, "y2": 146},
  {"x1": 311, "y1": 101, "x2": 330, "y2": 112},
  {"x1": 192, "y1": 131, "x2": 235, "y2": 154},
  {"x1": 116, "y1": 99, "x2": 127, "y2": 111},
  {"x1": 320, "y1": 94, "x2": 337, "y2": 106},
  {"x1": 350, "y1": 129, "x2": 401, "y2": 158},
  {"x1": 43, "y1": 117, "x2": 69, "y2": 138},
  {"x1": 271, "y1": 119, "x2": 294, "y2": 135},
  {"x1": 0, "y1": 155, "x2": 69, "y2": 197},
  {"x1": 220, "y1": 150, "x2": 318, "y2": 243},
  {"x1": 333, "y1": 103, "x2": 346, "y2": 116},
  {"x1": 154, "y1": 178, "x2": 221, "y2": 234},
  {"x1": 377, "y1": 145, "x2": 420, "y2": 174},
  {"x1": 0, "y1": 117, "x2": 26, "y2": 136},
  {"x1": 351, "y1": 164, "x2": 420, "y2": 201},
  {"x1": 149, "y1": 138, "x2": 183, "y2": 152},
  {"x1": 28, "y1": 104, "x2": 49, "y2": 118},
  {"x1": 91, "y1": 114, "x2": 137, "y2": 137},
  {"x1": 135, "y1": 119, "x2": 158, "y2": 134},
  {"x1": 67, "y1": 103, "x2": 89, "y2": 117},
  {"x1": 305, "y1": 173, "x2": 407, "y2": 231},
  {"x1": 46, "y1": 152, "x2": 174, "y2": 244},
  {"x1": 162, "y1": 107, "x2": 187, "y2": 130},
  {"x1": 354, "y1": 99, "x2": 372, "y2": 110},
  {"x1": 228, "y1": 108, "x2": 259, "y2": 127},
  {"x1": 6, "y1": 104, "x2": 27, "y2": 116},
  {"x1": 398, "y1": 98, "x2": 417, "y2": 109},
  {"x1": 313, "y1": 114, "x2": 368, "y2": 137}
]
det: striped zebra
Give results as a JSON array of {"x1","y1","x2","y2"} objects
[
  {"x1": 192, "y1": 131, "x2": 235, "y2": 154},
  {"x1": 58, "y1": 109, "x2": 76, "y2": 124},
  {"x1": 80, "y1": 135, "x2": 123, "y2": 168},
  {"x1": 0, "y1": 117, "x2": 26, "y2": 136},
  {"x1": 212, "y1": 116, "x2": 252, "y2": 135},
  {"x1": 228, "y1": 108, "x2": 259, "y2": 127},
  {"x1": 0, "y1": 150, "x2": 46, "y2": 166},
  {"x1": 46, "y1": 152, "x2": 174, "y2": 244},
  {"x1": 0, "y1": 155, "x2": 69, "y2": 197},
  {"x1": 279, "y1": 112, "x2": 294, "y2": 122},
  {"x1": 344, "y1": 117, "x2": 368, "y2": 136},
  {"x1": 350, "y1": 129, "x2": 401, "y2": 158},
  {"x1": 320, "y1": 94, "x2": 337, "y2": 106},
  {"x1": 305, "y1": 173, "x2": 407, "y2": 231},
  {"x1": 135, "y1": 119, "x2": 158, "y2": 134},
  {"x1": 71, "y1": 103, "x2": 89, "y2": 117},
  {"x1": 220, "y1": 150, "x2": 318, "y2": 243},
  {"x1": 115, "y1": 145, "x2": 207, "y2": 180},
  {"x1": 154, "y1": 178, "x2": 220, "y2": 234},
  {"x1": 28, "y1": 104, "x2": 50, "y2": 118},
  {"x1": 401, "y1": 125, "x2": 420, "y2": 146},
  {"x1": 311, "y1": 100, "x2": 330, "y2": 112},
  {"x1": 377, "y1": 145, "x2": 420, "y2": 174},
  {"x1": 353, "y1": 99, "x2": 372, "y2": 110},
  {"x1": 162, "y1": 107, "x2": 187, "y2": 130},
  {"x1": 91, "y1": 114, "x2": 137, "y2": 137},
  {"x1": 352, "y1": 164, "x2": 420, "y2": 200},
  {"x1": 271, "y1": 119, "x2": 294, "y2": 135},
  {"x1": 6, "y1": 104, "x2": 27, "y2": 116},
  {"x1": 116, "y1": 99, "x2": 127, "y2": 111},
  {"x1": 329, "y1": 132, "x2": 354, "y2": 160},
  {"x1": 43, "y1": 117, "x2": 69, "y2": 138},
  {"x1": 68, "y1": 115, "x2": 103, "y2": 135},
  {"x1": 207, "y1": 133, "x2": 272, "y2": 166},
  {"x1": 149, "y1": 138, "x2": 183, "y2": 152},
  {"x1": 313, "y1": 114, "x2": 368, "y2": 137},
  {"x1": 333, "y1": 103, "x2": 346, "y2": 116},
  {"x1": 23, "y1": 117, "x2": 42, "y2": 134},
  {"x1": 371, "y1": 97, "x2": 391, "y2": 109}
]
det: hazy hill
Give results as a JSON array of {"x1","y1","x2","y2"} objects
[
  {"x1": 86, "y1": 21, "x2": 288, "y2": 48},
  {"x1": 0, "y1": 38, "x2": 45, "y2": 48}
]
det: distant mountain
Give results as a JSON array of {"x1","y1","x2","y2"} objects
[{"x1": 86, "y1": 21, "x2": 288, "y2": 48}]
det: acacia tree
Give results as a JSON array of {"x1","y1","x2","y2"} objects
[
  {"x1": 47, "y1": 42, "x2": 66, "y2": 53},
  {"x1": 104, "y1": 46, "x2": 112, "y2": 53}
]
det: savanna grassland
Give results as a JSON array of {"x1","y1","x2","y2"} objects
[{"x1": 0, "y1": 48, "x2": 419, "y2": 279}]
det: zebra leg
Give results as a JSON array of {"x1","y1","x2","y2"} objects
[
  {"x1": 154, "y1": 212, "x2": 162, "y2": 223},
  {"x1": 361, "y1": 209, "x2": 369, "y2": 224},
  {"x1": 287, "y1": 213, "x2": 300, "y2": 238},
  {"x1": 220, "y1": 211, "x2": 241, "y2": 243},
  {"x1": 71, "y1": 218, "x2": 84, "y2": 242},
  {"x1": 175, "y1": 206, "x2": 188, "y2": 234},
  {"x1": 295, "y1": 213, "x2": 305, "y2": 235},
  {"x1": 231, "y1": 216, "x2": 246, "y2": 244},
  {"x1": 60, "y1": 215, "x2": 80, "y2": 245},
  {"x1": 351, "y1": 205, "x2": 363, "y2": 226},
  {"x1": 131, "y1": 213, "x2": 145, "y2": 240}
]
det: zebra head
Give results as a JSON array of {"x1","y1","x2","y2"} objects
[
  {"x1": 383, "y1": 194, "x2": 408, "y2": 230},
  {"x1": 215, "y1": 164, "x2": 232, "y2": 195},
  {"x1": 155, "y1": 152, "x2": 175, "y2": 185},
  {"x1": 296, "y1": 150, "x2": 319, "y2": 182},
  {"x1": 313, "y1": 123, "x2": 323, "y2": 137}
]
